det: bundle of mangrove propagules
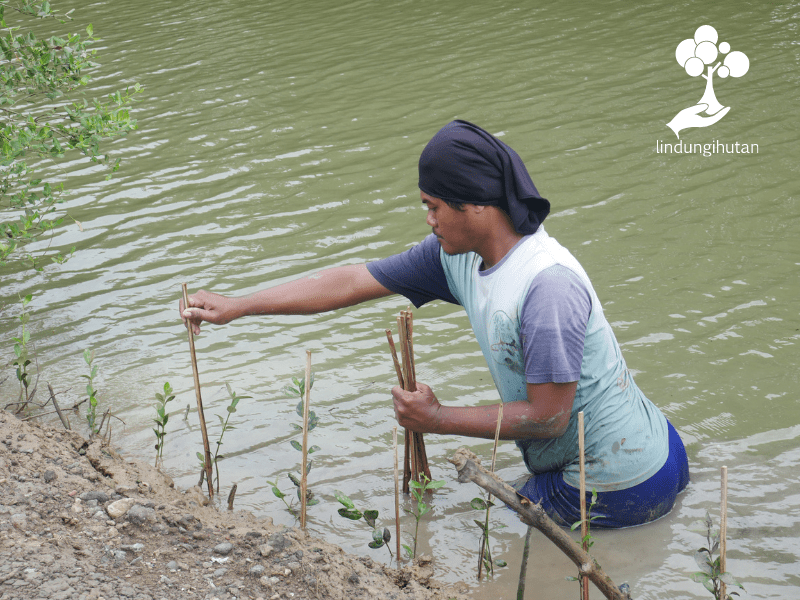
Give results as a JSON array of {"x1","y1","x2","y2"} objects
[{"x1": 385, "y1": 309, "x2": 431, "y2": 493}]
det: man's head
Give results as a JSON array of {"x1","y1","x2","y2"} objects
[{"x1": 418, "y1": 120, "x2": 550, "y2": 236}]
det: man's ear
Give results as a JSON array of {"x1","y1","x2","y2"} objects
[{"x1": 469, "y1": 204, "x2": 487, "y2": 214}]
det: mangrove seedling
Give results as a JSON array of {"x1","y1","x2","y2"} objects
[
  {"x1": 334, "y1": 490, "x2": 393, "y2": 560},
  {"x1": 403, "y1": 474, "x2": 446, "y2": 559},
  {"x1": 471, "y1": 493, "x2": 507, "y2": 578},
  {"x1": 153, "y1": 382, "x2": 176, "y2": 465},
  {"x1": 82, "y1": 350, "x2": 100, "y2": 436},
  {"x1": 283, "y1": 373, "x2": 320, "y2": 509},
  {"x1": 197, "y1": 383, "x2": 250, "y2": 494},
  {"x1": 689, "y1": 511, "x2": 744, "y2": 599},
  {"x1": 570, "y1": 487, "x2": 599, "y2": 549},
  {"x1": 11, "y1": 294, "x2": 35, "y2": 411},
  {"x1": 567, "y1": 487, "x2": 599, "y2": 586}
]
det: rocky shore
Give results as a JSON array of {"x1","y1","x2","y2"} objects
[{"x1": 0, "y1": 410, "x2": 468, "y2": 600}]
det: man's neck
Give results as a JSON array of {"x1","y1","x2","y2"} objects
[{"x1": 477, "y1": 232, "x2": 524, "y2": 270}]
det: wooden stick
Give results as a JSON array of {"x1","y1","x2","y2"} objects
[
  {"x1": 300, "y1": 350, "x2": 312, "y2": 529},
  {"x1": 181, "y1": 283, "x2": 214, "y2": 499},
  {"x1": 227, "y1": 483, "x2": 237, "y2": 511},
  {"x1": 579, "y1": 411, "x2": 589, "y2": 600},
  {"x1": 720, "y1": 465, "x2": 728, "y2": 600},
  {"x1": 393, "y1": 426, "x2": 401, "y2": 563},
  {"x1": 48, "y1": 383, "x2": 70, "y2": 430},
  {"x1": 449, "y1": 448, "x2": 631, "y2": 600}
]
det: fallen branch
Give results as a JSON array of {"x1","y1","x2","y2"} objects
[{"x1": 448, "y1": 448, "x2": 631, "y2": 600}]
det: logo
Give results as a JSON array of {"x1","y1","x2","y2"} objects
[{"x1": 666, "y1": 25, "x2": 749, "y2": 139}]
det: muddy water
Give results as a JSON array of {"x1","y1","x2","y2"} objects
[{"x1": 2, "y1": 0, "x2": 798, "y2": 597}]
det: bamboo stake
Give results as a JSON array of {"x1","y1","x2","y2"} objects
[
  {"x1": 385, "y1": 330, "x2": 405, "y2": 388},
  {"x1": 517, "y1": 525, "x2": 533, "y2": 600},
  {"x1": 387, "y1": 314, "x2": 430, "y2": 493},
  {"x1": 579, "y1": 411, "x2": 589, "y2": 600},
  {"x1": 720, "y1": 466, "x2": 728, "y2": 600},
  {"x1": 478, "y1": 402, "x2": 504, "y2": 580},
  {"x1": 181, "y1": 283, "x2": 213, "y2": 499},
  {"x1": 300, "y1": 350, "x2": 312, "y2": 529},
  {"x1": 393, "y1": 426, "x2": 401, "y2": 563}
]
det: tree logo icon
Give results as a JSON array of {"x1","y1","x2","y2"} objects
[{"x1": 666, "y1": 25, "x2": 750, "y2": 139}]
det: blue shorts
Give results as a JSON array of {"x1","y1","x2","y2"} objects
[{"x1": 518, "y1": 420, "x2": 690, "y2": 528}]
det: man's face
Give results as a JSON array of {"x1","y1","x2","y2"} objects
[{"x1": 421, "y1": 191, "x2": 473, "y2": 255}]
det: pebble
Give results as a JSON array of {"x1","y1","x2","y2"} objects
[
  {"x1": 43, "y1": 470, "x2": 57, "y2": 483},
  {"x1": 166, "y1": 561, "x2": 179, "y2": 571},
  {"x1": 258, "y1": 544, "x2": 274, "y2": 557},
  {"x1": 249, "y1": 565, "x2": 265, "y2": 577},
  {"x1": 126, "y1": 504, "x2": 156, "y2": 525},
  {"x1": 213, "y1": 542, "x2": 234, "y2": 556},
  {"x1": 107, "y1": 498, "x2": 136, "y2": 518}
]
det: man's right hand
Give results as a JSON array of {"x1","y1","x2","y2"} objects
[{"x1": 180, "y1": 290, "x2": 241, "y2": 335}]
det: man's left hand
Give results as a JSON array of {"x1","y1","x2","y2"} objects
[{"x1": 391, "y1": 382, "x2": 442, "y2": 433}]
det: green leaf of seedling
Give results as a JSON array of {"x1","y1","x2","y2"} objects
[
  {"x1": 363, "y1": 510, "x2": 378, "y2": 528},
  {"x1": 307, "y1": 498, "x2": 320, "y2": 506},
  {"x1": 308, "y1": 445, "x2": 320, "y2": 454},
  {"x1": 688, "y1": 520, "x2": 710, "y2": 534},
  {"x1": 402, "y1": 544, "x2": 413, "y2": 558},
  {"x1": 494, "y1": 559, "x2": 507, "y2": 568},
  {"x1": 291, "y1": 423, "x2": 302, "y2": 431},
  {"x1": 334, "y1": 490, "x2": 355, "y2": 509},
  {"x1": 288, "y1": 473, "x2": 301, "y2": 488},
  {"x1": 283, "y1": 385, "x2": 300, "y2": 396},
  {"x1": 703, "y1": 579, "x2": 715, "y2": 593},
  {"x1": 338, "y1": 508, "x2": 363, "y2": 520},
  {"x1": 570, "y1": 520, "x2": 582, "y2": 532},
  {"x1": 383, "y1": 528, "x2": 391, "y2": 544},
  {"x1": 371, "y1": 528, "x2": 384, "y2": 545},
  {"x1": 418, "y1": 503, "x2": 429, "y2": 517},
  {"x1": 290, "y1": 440, "x2": 302, "y2": 452},
  {"x1": 408, "y1": 480, "x2": 422, "y2": 490},
  {"x1": 426, "y1": 479, "x2": 446, "y2": 490},
  {"x1": 272, "y1": 486, "x2": 285, "y2": 499},
  {"x1": 566, "y1": 576, "x2": 579, "y2": 581},
  {"x1": 694, "y1": 551, "x2": 713, "y2": 574},
  {"x1": 306, "y1": 460, "x2": 313, "y2": 474},
  {"x1": 471, "y1": 498, "x2": 488, "y2": 510},
  {"x1": 473, "y1": 520, "x2": 487, "y2": 531},
  {"x1": 368, "y1": 540, "x2": 383, "y2": 549},
  {"x1": 22, "y1": 294, "x2": 32, "y2": 306},
  {"x1": 719, "y1": 572, "x2": 743, "y2": 588},
  {"x1": 155, "y1": 393, "x2": 164, "y2": 403},
  {"x1": 690, "y1": 572, "x2": 711, "y2": 584},
  {"x1": 296, "y1": 400, "x2": 304, "y2": 417}
]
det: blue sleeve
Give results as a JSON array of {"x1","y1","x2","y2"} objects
[
  {"x1": 521, "y1": 265, "x2": 591, "y2": 384},
  {"x1": 366, "y1": 234, "x2": 460, "y2": 308}
]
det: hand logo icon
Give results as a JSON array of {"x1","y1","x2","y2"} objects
[{"x1": 667, "y1": 25, "x2": 749, "y2": 138}]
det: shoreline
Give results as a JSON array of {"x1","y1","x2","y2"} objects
[{"x1": 0, "y1": 409, "x2": 467, "y2": 600}]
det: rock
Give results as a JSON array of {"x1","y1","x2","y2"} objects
[
  {"x1": 126, "y1": 504, "x2": 156, "y2": 525},
  {"x1": 268, "y1": 533, "x2": 287, "y2": 552},
  {"x1": 213, "y1": 567, "x2": 227, "y2": 578},
  {"x1": 213, "y1": 542, "x2": 234, "y2": 556},
  {"x1": 258, "y1": 544, "x2": 274, "y2": 557},
  {"x1": 348, "y1": 571, "x2": 360, "y2": 585},
  {"x1": 43, "y1": 470, "x2": 57, "y2": 483},
  {"x1": 166, "y1": 561, "x2": 179, "y2": 571},
  {"x1": 286, "y1": 561, "x2": 301, "y2": 574},
  {"x1": 249, "y1": 565, "x2": 265, "y2": 577},
  {"x1": 107, "y1": 498, "x2": 136, "y2": 519},
  {"x1": 120, "y1": 543, "x2": 145, "y2": 553},
  {"x1": 10, "y1": 513, "x2": 27, "y2": 530}
]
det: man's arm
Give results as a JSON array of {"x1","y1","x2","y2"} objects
[
  {"x1": 180, "y1": 264, "x2": 394, "y2": 334},
  {"x1": 392, "y1": 381, "x2": 575, "y2": 440}
]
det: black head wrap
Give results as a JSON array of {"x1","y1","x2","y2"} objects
[{"x1": 418, "y1": 120, "x2": 550, "y2": 235}]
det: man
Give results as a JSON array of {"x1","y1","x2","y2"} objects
[{"x1": 181, "y1": 120, "x2": 689, "y2": 528}]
